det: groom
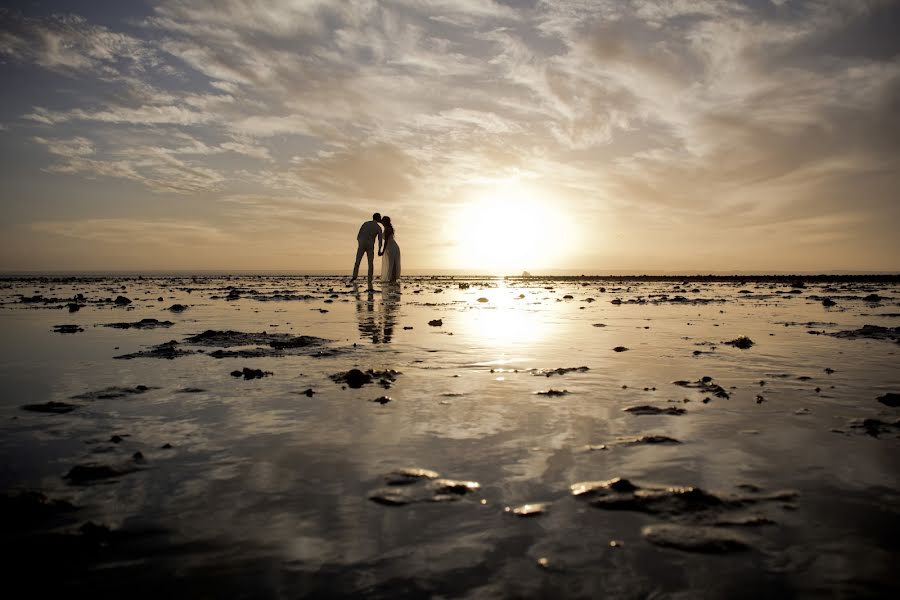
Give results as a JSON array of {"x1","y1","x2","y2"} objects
[{"x1": 351, "y1": 212, "x2": 383, "y2": 290}]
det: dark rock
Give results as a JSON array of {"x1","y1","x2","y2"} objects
[
  {"x1": 52, "y1": 324, "x2": 83, "y2": 334},
  {"x1": 370, "y1": 396, "x2": 391, "y2": 404},
  {"x1": 330, "y1": 368, "x2": 399, "y2": 389},
  {"x1": 0, "y1": 491, "x2": 77, "y2": 531},
  {"x1": 624, "y1": 405, "x2": 686, "y2": 416},
  {"x1": 672, "y1": 378, "x2": 730, "y2": 398},
  {"x1": 724, "y1": 336, "x2": 754, "y2": 349},
  {"x1": 828, "y1": 325, "x2": 899, "y2": 342},
  {"x1": 850, "y1": 417, "x2": 900, "y2": 437},
  {"x1": 613, "y1": 346, "x2": 628, "y2": 352},
  {"x1": 115, "y1": 340, "x2": 195, "y2": 360},
  {"x1": 71, "y1": 386, "x2": 156, "y2": 400},
  {"x1": 821, "y1": 298, "x2": 836, "y2": 307},
  {"x1": 132, "y1": 451, "x2": 144, "y2": 461},
  {"x1": 109, "y1": 435, "x2": 124, "y2": 443},
  {"x1": 114, "y1": 296, "x2": 132, "y2": 305},
  {"x1": 385, "y1": 468, "x2": 439, "y2": 485},
  {"x1": 642, "y1": 524, "x2": 751, "y2": 553},
  {"x1": 369, "y1": 476, "x2": 480, "y2": 506},
  {"x1": 619, "y1": 435, "x2": 681, "y2": 445},
  {"x1": 863, "y1": 294, "x2": 883, "y2": 302},
  {"x1": 428, "y1": 319, "x2": 443, "y2": 326},
  {"x1": 101, "y1": 318, "x2": 174, "y2": 329},
  {"x1": 177, "y1": 387, "x2": 205, "y2": 393},
  {"x1": 507, "y1": 502, "x2": 550, "y2": 517},
  {"x1": 877, "y1": 393, "x2": 900, "y2": 407},
  {"x1": 233, "y1": 367, "x2": 270, "y2": 380},
  {"x1": 300, "y1": 388, "x2": 315, "y2": 397},
  {"x1": 535, "y1": 389, "x2": 568, "y2": 396},
  {"x1": 64, "y1": 463, "x2": 136, "y2": 484},
  {"x1": 531, "y1": 366, "x2": 589, "y2": 377},
  {"x1": 167, "y1": 304, "x2": 188, "y2": 312},
  {"x1": 21, "y1": 401, "x2": 79, "y2": 414},
  {"x1": 66, "y1": 303, "x2": 82, "y2": 312}
]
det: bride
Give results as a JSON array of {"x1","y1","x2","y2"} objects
[{"x1": 379, "y1": 216, "x2": 401, "y2": 283}]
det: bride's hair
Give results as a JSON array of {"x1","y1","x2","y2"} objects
[{"x1": 382, "y1": 216, "x2": 394, "y2": 235}]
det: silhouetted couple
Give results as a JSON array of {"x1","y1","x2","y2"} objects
[{"x1": 351, "y1": 213, "x2": 401, "y2": 290}]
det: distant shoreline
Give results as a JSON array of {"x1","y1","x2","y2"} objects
[{"x1": 1, "y1": 273, "x2": 898, "y2": 283}]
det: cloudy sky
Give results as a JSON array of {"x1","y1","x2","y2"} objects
[{"x1": 1, "y1": 0, "x2": 898, "y2": 273}]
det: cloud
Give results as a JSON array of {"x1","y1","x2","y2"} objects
[
  {"x1": 29, "y1": 218, "x2": 228, "y2": 246},
  {"x1": 3, "y1": 0, "x2": 900, "y2": 270},
  {"x1": 0, "y1": 10, "x2": 158, "y2": 75}
]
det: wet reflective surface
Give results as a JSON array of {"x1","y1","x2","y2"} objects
[{"x1": 1, "y1": 275, "x2": 899, "y2": 598}]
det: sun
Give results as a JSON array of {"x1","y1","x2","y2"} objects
[{"x1": 451, "y1": 180, "x2": 575, "y2": 274}]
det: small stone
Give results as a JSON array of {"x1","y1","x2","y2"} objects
[{"x1": 613, "y1": 346, "x2": 628, "y2": 352}]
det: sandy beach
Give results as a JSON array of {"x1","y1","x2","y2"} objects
[{"x1": 1, "y1": 274, "x2": 898, "y2": 598}]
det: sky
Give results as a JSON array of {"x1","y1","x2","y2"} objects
[{"x1": 1, "y1": 0, "x2": 898, "y2": 274}]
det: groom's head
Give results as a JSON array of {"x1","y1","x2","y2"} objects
[{"x1": 373, "y1": 213, "x2": 382, "y2": 223}]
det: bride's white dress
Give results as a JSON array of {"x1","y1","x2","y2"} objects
[{"x1": 381, "y1": 234, "x2": 401, "y2": 283}]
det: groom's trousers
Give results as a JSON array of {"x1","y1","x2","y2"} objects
[{"x1": 352, "y1": 243, "x2": 375, "y2": 284}]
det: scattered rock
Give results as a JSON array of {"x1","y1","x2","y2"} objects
[
  {"x1": 428, "y1": 319, "x2": 443, "y2": 326},
  {"x1": 52, "y1": 324, "x2": 83, "y2": 334},
  {"x1": 385, "y1": 468, "x2": 439, "y2": 485},
  {"x1": 21, "y1": 401, "x2": 79, "y2": 414},
  {"x1": 618, "y1": 435, "x2": 681, "y2": 445},
  {"x1": 642, "y1": 524, "x2": 751, "y2": 553},
  {"x1": 230, "y1": 367, "x2": 270, "y2": 380},
  {"x1": 536, "y1": 389, "x2": 568, "y2": 396},
  {"x1": 863, "y1": 294, "x2": 883, "y2": 302},
  {"x1": 330, "y1": 368, "x2": 399, "y2": 389},
  {"x1": 624, "y1": 405, "x2": 687, "y2": 416},
  {"x1": 71, "y1": 385, "x2": 155, "y2": 400},
  {"x1": 673, "y1": 378, "x2": 731, "y2": 399},
  {"x1": 167, "y1": 304, "x2": 188, "y2": 312},
  {"x1": 877, "y1": 393, "x2": 900, "y2": 407},
  {"x1": 115, "y1": 340, "x2": 196, "y2": 360},
  {"x1": 851, "y1": 418, "x2": 900, "y2": 437},
  {"x1": 64, "y1": 463, "x2": 136, "y2": 485},
  {"x1": 613, "y1": 346, "x2": 628, "y2": 352},
  {"x1": 506, "y1": 502, "x2": 549, "y2": 517},
  {"x1": 370, "y1": 396, "x2": 391, "y2": 404},
  {"x1": 821, "y1": 298, "x2": 836, "y2": 307},
  {"x1": 369, "y1": 476, "x2": 480, "y2": 506},
  {"x1": 723, "y1": 336, "x2": 754, "y2": 349},
  {"x1": 101, "y1": 318, "x2": 174, "y2": 329},
  {"x1": 114, "y1": 296, "x2": 132, "y2": 305},
  {"x1": 828, "y1": 325, "x2": 900, "y2": 342},
  {"x1": 531, "y1": 366, "x2": 589, "y2": 377}
]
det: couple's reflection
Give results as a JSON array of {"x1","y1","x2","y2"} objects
[{"x1": 354, "y1": 284, "x2": 400, "y2": 344}]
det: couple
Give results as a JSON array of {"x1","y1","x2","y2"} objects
[{"x1": 351, "y1": 212, "x2": 401, "y2": 289}]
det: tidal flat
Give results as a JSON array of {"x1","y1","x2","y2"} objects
[{"x1": 1, "y1": 275, "x2": 898, "y2": 598}]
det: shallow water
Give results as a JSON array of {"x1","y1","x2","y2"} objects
[{"x1": 1, "y1": 275, "x2": 899, "y2": 598}]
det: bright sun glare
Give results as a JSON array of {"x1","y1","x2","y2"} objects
[{"x1": 453, "y1": 181, "x2": 574, "y2": 273}]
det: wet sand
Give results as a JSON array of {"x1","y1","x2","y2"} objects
[{"x1": 1, "y1": 275, "x2": 899, "y2": 598}]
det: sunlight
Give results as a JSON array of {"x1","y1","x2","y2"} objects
[
  {"x1": 451, "y1": 180, "x2": 575, "y2": 274},
  {"x1": 457, "y1": 286, "x2": 552, "y2": 350}
]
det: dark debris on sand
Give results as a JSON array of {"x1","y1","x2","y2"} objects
[
  {"x1": 115, "y1": 340, "x2": 197, "y2": 360},
  {"x1": 624, "y1": 405, "x2": 687, "y2": 416},
  {"x1": 53, "y1": 324, "x2": 83, "y2": 334},
  {"x1": 531, "y1": 366, "x2": 589, "y2": 377},
  {"x1": 21, "y1": 401, "x2": 80, "y2": 414},
  {"x1": 101, "y1": 318, "x2": 174, "y2": 329},
  {"x1": 71, "y1": 385, "x2": 156, "y2": 400},
  {"x1": 877, "y1": 393, "x2": 900, "y2": 407},
  {"x1": 826, "y1": 325, "x2": 900, "y2": 342},
  {"x1": 369, "y1": 470, "x2": 480, "y2": 505},
  {"x1": 723, "y1": 336, "x2": 754, "y2": 349},
  {"x1": 230, "y1": 367, "x2": 271, "y2": 380},
  {"x1": 673, "y1": 377, "x2": 731, "y2": 399},
  {"x1": 330, "y1": 368, "x2": 400, "y2": 389},
  {"x1": 641, "y1": 524, "x2": 751, "y2": 553}
]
